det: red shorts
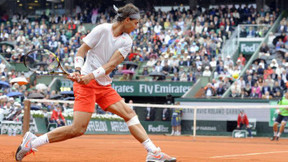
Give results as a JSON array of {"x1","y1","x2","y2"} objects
[{"x1": 73, "y1": 80, "x2": 122, "y2": 113}]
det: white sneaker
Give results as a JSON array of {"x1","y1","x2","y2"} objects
[
  {"x1": 15, "y1": 132, "x2": 37, "y2": 161},
  {"x1": 170, "y1": 131, "x2": 174, "y2": 136},
  {"x1": 146, "y1": 147, "x2": 176, "y2": 162}
]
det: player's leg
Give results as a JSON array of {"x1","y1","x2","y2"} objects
[
  {"x1": 16, "y1": 82, "x2": 95, "y2": 161},
  {"x1": 246, "y1": 125, "x2": 252, "y2": 137},
  {"x1": 277, "y1": 116, "x2": 288, "y2": 140},
  {"x1": 271, "y1": 114, "x2": 282, "y2": 141},
  {"x1": 106, "y1": 100, "x2": 176, "y2": 162},
  {"x1": 277, "y1": 121, "x2": 286, "y2": 140},
  {"x1": 15, "y1": 111, "x2": 92, "y2": 161}
]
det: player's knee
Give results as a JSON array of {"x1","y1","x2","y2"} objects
[
  {"x1": 126, "y1": 115, "x2": 140, "y2": 127},
  {"x1": 122, "y1": 108, "x2": 136, "y2": 121},
  {"x1": 70, "y1": 125, "x2": 87, "y2": 137}
]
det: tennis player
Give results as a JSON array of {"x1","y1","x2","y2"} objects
[
  {"x1": 271, "y1": 91, "x2": 288, "y2": 141},
  {"x1": 16, "y1": 3, "x2": 176, "y2": 162}
]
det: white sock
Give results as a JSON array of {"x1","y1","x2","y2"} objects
[
  {"x1": 142, "y1": 139, "x2": 157, "y2": 153},
  {"x1": 274, "y1": 132, "x2": 277, "y2": 136},
  {"x1": 277, "y1": 132, "x2": 281, "y2": 137},
  {"x1": 31, "y1": 134, "x2": 49, "y2": 149}
]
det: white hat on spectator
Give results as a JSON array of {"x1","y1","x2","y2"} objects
[
  {"x1": 64, "y1": 63, "x2": 69, "y2": 67},
  {"x1": 8, "y1": 97, "x2": 14, "y2": 101},
  {"x1": 224, "y1": 66, "x2": 228, "y2": 69},
  {"x1": 237, "y1": 60, "x2": 241, "y2": 63},
  {"x1": 227, "y1": 55, "x2": 231, "y2": 59},
  {"x1": 1, "y1": 76, "x2": 5, "y2": 79},
  {"x1": 285, "y1": 62, "x2": 288, "y2": 67},
  {"x1": 205, "y1": 66, "x2": 209, "y2": 70},
  {"x1": 197, "y1": 66, "x2": 201, "y2": 70},
  {"x1": 2, "y1": 95, "x2": 8, "y2": 99},
  {"x1": 6, "y1": 48, "x2": 11, "y2": 53},
  {"x1": 8, "y1": 72, "x2": 12, "y2": 75},
  {"x1": 164, "y1": 55, "x2": 169, "y2": 59},
  {"x1": 196, "y1": 56, "x2": 200, "y2": 60}
]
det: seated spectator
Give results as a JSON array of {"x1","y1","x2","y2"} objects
[
  {"x1": 216, "y1": 82, "x2": 225, "y2": 96},
  {"x1": 224, "y1": 55, "x2": 234, "y2": 67},
  {"x1": 237, "y1": 53, "x2": 246, "y2": 66},
  {"x1": 262, "y1": 91, "x2": 272, "y2": 99},
  {"x1": 230, "y1": 90, "x2": 239, "y2": 98},
  {"x1": 204, "y1": 83, "x2": 215, "y2": 97},
  {"x1": 270, "y1": 69, "x2": 278, "y2": 80},
  {"x1": 272, "y1": 81, "x2": 283, "y2": 97},
  {"x1": 146, "y1": 57, "x2": 157, "y2": 67},
  {"x1": 210, "y1": 57, "x2": 217, "y2": 69},
  {"x1": 244, "y1": 84, "x2": 252, "y2": 97},
  {"x1": 276, "y1": 38, "x2": 284, "y2": 50},
  {"x1": 236, "y1": 110, "x2": 252, "y2": 137},
  {"x1": 251, "y1": 83, "x2": 262, "y2": 98},
  {"x1": 262, "y1": 81, "x2": 272, "y2": 96},
  {"x1": 202, "y1": 66, "x2": 211, "y2": 77},
  {"x1": 265, "y1": 75, "x2": 275, "y2": 88},
  {"x1": 171, "y1": 73, "x2": 180, "y2": 82},
  {"x1": 264, "y1": 66, "x2": 274, "y2": 79},
  {"x1": 50, "y1": 104, "x2": 66, "y2": 127},
  {"x1": 259, "y1": 43, "x2": 270, "y2": 56},
  {"x1": 162, "y1": 61, "x2": 171, "y2": 75},
  {"x1": 257, "y1": 64, "x2": 265, "y2": 75},
  {"x1": 142, "y1": 66, "x2": 149, "y2": 76},
  {"x1": 231, "y1": 81, "x2": 241, "y2": 96},
  {"x1": 187, "y1": 71, "x2": 196, "y2": 82},
  {"x1": 216, "y1": 61, "x2": 224, "y2": 74},
  {"x1": 275, "y1": 75, "x2": 285, "y2": 88},
  {"x1": 270, "y1": 59, "x2": 278, "y2": 69}
]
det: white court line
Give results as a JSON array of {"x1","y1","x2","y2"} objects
[{"x1": 210, "y1": 151, "x2": 288, "y2": 158}]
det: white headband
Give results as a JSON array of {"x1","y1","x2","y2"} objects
[{"x1": 113, "y1": 5, "x2": 140, "y2": 20}]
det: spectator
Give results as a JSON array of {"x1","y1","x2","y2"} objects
[
  {"x1": 237, "y1": 53, "x2": 246, "y2": 66},
  {"x1": 145, "y1": 106, "x2": 155, "y2": 121},
  {"x1": 50, "y1": 104, "x2": 66, "y2": 127},
  {"x1": 216, "y1": 82, "x2": 225, "y2": 96},
  {"x1": 171, "y1": 102, "x2": 183, "y2": 136},
  {"x1": 202, "y1": 66, "x2": 211, "y2": 77},
  {"x1": 231, "y1": 81, "x2": 241, "y2": 96},
  {"x1": 251, "y1": 83, "x2": 262, "y2": 98},
  {"x1": 236, "y1": 110, "x2": 252, "y2": 137},
  {"x1": 204, "y1": 83, "x2": 215, "y2": 97},
  {"x1": 171, "y1": 73, "x2": 180, "y2": 82},
  {"x1": 262, "y1": 81, "x2": 272, "y2": 95}
]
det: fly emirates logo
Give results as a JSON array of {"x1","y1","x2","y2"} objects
[{"x1": 139, "y1": 84, "x2": 190, "y2": 94}]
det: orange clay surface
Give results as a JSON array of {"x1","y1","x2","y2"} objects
[{"x1": 1, "y1": 134, "x2": 288, "y2": 162}]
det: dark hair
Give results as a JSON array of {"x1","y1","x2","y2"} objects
[{"x1": 116, "y1": 3, "x2": 139, "y2": 22}]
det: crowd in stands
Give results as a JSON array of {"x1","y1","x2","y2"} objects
[
  {"x1": 204, "y1": 16, "x2": 288, "y2": 99},
  {"x1": 0, "y1": 3, "x2": 282, "y2": 118}
]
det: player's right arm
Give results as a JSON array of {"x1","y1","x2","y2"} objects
[{"x1": 67, "y1": 43, "x2": 91, "y2": 82}]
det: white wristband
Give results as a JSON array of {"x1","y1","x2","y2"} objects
[
  {"x1": 74, "y1": 56, "x2": 84, "y2": 69},
  {"x1": 92, "y1": 67, "x2": 106, "y2": 79}
]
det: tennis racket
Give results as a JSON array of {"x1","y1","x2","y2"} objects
[{"x1": 24, "y1": 49, "x2": 70, "y2": 75}]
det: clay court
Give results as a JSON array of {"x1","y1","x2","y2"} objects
[{"x1": 1, "y1": 135, "x2": 288, "y2": 162}]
